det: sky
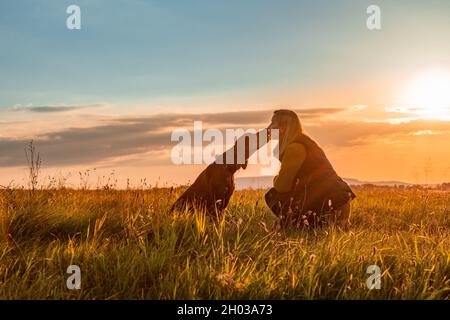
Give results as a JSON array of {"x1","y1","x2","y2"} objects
[{"x1": 1, "y1": 0, "x2": 450, "y2": 187}]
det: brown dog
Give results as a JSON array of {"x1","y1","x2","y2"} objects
[{"x1": 171, "y1": 129, "x2": 269, "y2": 217}]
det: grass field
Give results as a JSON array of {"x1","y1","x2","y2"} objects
[{"x1": 0, "y1": 185, "x2": 448, "y2": 299}]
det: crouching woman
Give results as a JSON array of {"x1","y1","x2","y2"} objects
[{"x1": 265, "y1": 110, "x2": 356, "y2": 229}]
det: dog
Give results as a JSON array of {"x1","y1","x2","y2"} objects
[{"x1": 171, "y1": 129, "x2": 269, "y2": 217}]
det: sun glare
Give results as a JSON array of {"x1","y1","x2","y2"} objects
[{"x1": 399, "y1": 69, "x2": 450, "y2": 119}]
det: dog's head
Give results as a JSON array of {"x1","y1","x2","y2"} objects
[
  {"x1": 221, "y1": 135, "x2": 250, "y2": 172},
  {"x1": 205, "y1": 162, "x2": 236, "y2": 190}
]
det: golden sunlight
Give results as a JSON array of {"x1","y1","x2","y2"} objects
[{"x1": 399, "y1": 69, "x2": 450, "y2": 119}]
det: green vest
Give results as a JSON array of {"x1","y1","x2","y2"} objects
[{"x1": 269, "y1": 133, "x2": 356, "y2": 216}]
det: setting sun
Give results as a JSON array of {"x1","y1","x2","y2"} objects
[{"x1": 400, "y1": 69, "x2": 450, "y2": 119}]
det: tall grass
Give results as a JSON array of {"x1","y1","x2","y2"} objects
[{"x1": 0, "y1": 185, "x2": 448, "y2": 299}]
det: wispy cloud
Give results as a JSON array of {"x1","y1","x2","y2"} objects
[
  {"x1": 9, "y1": 104, "x2": 104, "y2": 113},
  {"x1": 307, "y1": 119, "x2": 450, "y2": 147},
  {"x1": 1, "y1": 108, "x2": 449, "y2": 168},
  {"x1": 384, "y1": 106, "x2": 421, "y2": 114},
  {"x1": 384, "y1": 105, "x2": 450, "y2": 122},
  {"x1": 0, "y1": 108, "x2": 343, "y2": 167}
]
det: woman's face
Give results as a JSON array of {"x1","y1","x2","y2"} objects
[{"x1": 269, "y1": 115, "x2": 285, "y2": 137}]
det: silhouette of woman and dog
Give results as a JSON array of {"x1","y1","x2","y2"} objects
[{"x1": 172, "y1": 109, "x2": 356, "y2": 229}]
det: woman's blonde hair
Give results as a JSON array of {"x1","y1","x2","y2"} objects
[{"x1": 272, "y1": 109, "x2": 303, "y2": 157}]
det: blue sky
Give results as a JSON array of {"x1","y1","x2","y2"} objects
[
  {"x1": 1, "y1": 1, "x2": 450, "y2": 186},
  {"x1": 1, "y1": 0, "x2": 449, "y2": 108}
]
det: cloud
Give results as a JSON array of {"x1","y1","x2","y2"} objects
[
  {"x1": 350, "y1": 105, "x2": 367, "y2": 111},
  {"x1": 9, "y1": 104, "x2": 103, "y2": 113},
  {"x1": 2, "y1": 107, "x2": 448, "y2": 168},
  {"x1": 112, "y1": 107, "x2": 345, "y2": 127},
  {"x1": 384, "y1": 105, "x2": 450, "y2": 121},
  {"x1": 0, "y1": 108, "x2": 344, "y2": 167},
  {"x1": 0, "y1": 121, "x2": 171, "y2": 167},
  {"x1": 306, "y1": 119, "x2": 450, "y2": 147}
]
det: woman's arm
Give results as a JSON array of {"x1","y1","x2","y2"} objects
[{"x1": 274, "y1": 143, "x2": 306, "y2": 193}]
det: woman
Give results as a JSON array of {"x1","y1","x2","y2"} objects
[{"x1": 265, "y1": 110, "x2": 356, "y2": 229}]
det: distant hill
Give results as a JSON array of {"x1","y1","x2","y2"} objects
[
  {"x1": 235, "y1": 176, "x2": 274, "y2": 190},
  {"x1": 235, "y1": 176, "x2": 414, "y2": 190},
  {"x1": 340, "y1": 177, "x2": 414, "y2": 187}
]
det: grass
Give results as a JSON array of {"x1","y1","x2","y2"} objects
[{"x1": 0, "y1": 185, "x2": 448, "y2": 299}]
